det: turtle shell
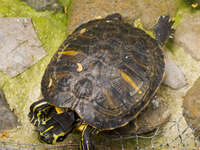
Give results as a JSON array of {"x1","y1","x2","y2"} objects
[{"x1": 41, "y1": 14, "x2": 165, "y2": 130}]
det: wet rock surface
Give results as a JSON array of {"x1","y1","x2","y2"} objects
[
  {"x1": 183, "y1": 77, "x2": 200, "y2": 138},
  {"x1": 105, "y1": 95, "x2": 170, "y2": 135},
  {"x1": 21, "y1": 0, "x2": 62, "y2": 11},
  {"x1": 0, "y1": 18, "x2": 47, "y2": 77},
  {"x1": 0, "y1": 89, "x2": 18, "y2": 131},
  {"x1": 163, "y1": 56, "x2": 187, "y2": 89},
  {"x1": 67, "y1": 0, "x2": 180, "y2": 34},
  {"x1": 174, "y1": 12, "x2": 200, "y2": 60}
]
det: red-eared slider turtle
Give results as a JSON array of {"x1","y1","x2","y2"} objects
[{"x1": 28, "y1": 13, "x2": 174, "y2": 149}]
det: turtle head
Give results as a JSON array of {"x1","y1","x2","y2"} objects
[
  {"x1": 38, "y1": 124, "x2": 66, "y2": 144},
  {"x1": 38, "y1": 109, "x2": 76, "y2": 144}
]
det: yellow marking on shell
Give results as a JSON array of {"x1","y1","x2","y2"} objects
[
  {"x1": 192, "y1": 3, "x2": 198, "y2": 8},
  {"x1": 40, "y1": 126, "x2": 54, "y2": 136},
  {"x1": 48, "y1": 78, "x2": 53, "y2": 88},
  {"x1": 77, "y1": 63, "x2": 83, "y2": 72},
  {"x1": 55, "y1": 107, "x2": 64, "y2": 114},
  {"x1": 58, "y1": 50, "x2": 80, "y2": 56},
  {"x1": 120, "y1": 71, "x2": 142, "y2": 94},
  {"x1": 77, "y1": 124, "x2": 87, "y2": 132},
  {"x1": 80, "y1": 28, "x2": 86, "y2": 34},
  {"x1": 96, "y1": 16, "x2": 103, "y2": 19},
  {"x1": 133, "y1": 111, "x2": 140, "y2": 119},
  {"x1": 104, "y1": 89, "x2": 116, "y2": 109},
  {"x1": 52, "y1": 132, "x2": 66, "y2": 144}
]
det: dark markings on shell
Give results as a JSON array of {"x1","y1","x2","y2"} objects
[{"x1": 41, "y1": 16, "x2": 165, "y2": 130}]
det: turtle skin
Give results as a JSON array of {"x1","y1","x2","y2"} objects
[{"x1": 41, "y1": 14, "x2": 165, "y2": 130}]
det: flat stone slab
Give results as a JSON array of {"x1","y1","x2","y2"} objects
[
  {"x1": 67, "y1": 0, "x2": 179, "y2": 34},
  {"x1": 174, "y1": 12, "x2": 200, "y2": 60},
  {"x1": 0, "y1": 18, "x2": 47, "y2": 77}
]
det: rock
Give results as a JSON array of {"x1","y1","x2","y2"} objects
[
  {"x1": 104, "y1": 95, "x2": 171, "y2": 135},
  {"x1": 0, "y1": 89, "x2": 18, "y2": 131},
  {"x1": 174, "y1": 12, "x2": 200, "y2": 60},
  {"x1": 21, "y1": 0, "x2": 62, "y2": 11},
  {"x1": 183, "y1": 77, "x2": 200, "y2": 138},
  {"x1": 133, "y1": 0, "x2": 180, "y2": 29},
  {"x1": 163, "y1": 56, "x2": 187, "y2": 89},
  {"x1": 67, "y1": 0, "x2": 179, "y2": 34},
  {"x1": 0, "y1": 18, "x2": 47, "y2": 77}
]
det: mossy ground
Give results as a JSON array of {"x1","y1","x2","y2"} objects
[
  {"x1": 0, "y1": 0, "x2": 200, "y2": 149},
  {"x1": 0, "y1": 0, "x2": 72, "y2": 145}
]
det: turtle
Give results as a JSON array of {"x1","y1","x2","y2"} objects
[{"x1": 28, "y1": 13, "x2": 174, "y2": 149}]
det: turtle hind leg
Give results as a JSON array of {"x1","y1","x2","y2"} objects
[
  {"x1": 154, "y1": 15, "x2": 175, "y2": 46},
  {"x1": 81, "y1": 125, "x2": 99, "y2": 150}
]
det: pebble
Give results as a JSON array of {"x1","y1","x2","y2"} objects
[
  {"x1": 163, "y1": 56, "x2": 187, "y2": 89},
  {"x1": 174, "y1": 12, "x2": 200, "y2": 60},
  {"x1": 0, "y1": 89, "x2": 18, "y2": 131}
]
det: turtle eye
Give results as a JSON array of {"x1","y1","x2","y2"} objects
[{"x1": 56, "y1": 135, "x2": 65, "y2": 142}]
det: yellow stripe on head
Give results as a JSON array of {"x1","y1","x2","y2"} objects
[
  {"x1": 120, "y1": 71, "x2": 142, "y2": 94},
  {"x1": 40, "y1": 126, "x2": 54, "y2": 135},
  {"x1": 52, "y1": 132, "x2": 66, "y2": 144},
  {"x1": 58, "y1": 50, "x2": 80, "y2": 56}
]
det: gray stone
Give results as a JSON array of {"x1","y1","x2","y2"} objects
[
  {"x1": 163, "y1": 56, "x2": 187, "y2": 89},
  {"x1": 174, "y1": 12, "x2": 200, "y2": 60},
  {"x1": 21, "y1": 0, "x2": 62, "y2": 11},
  {"x1": 0, "y1": 89, "x2": 18, "y2": 131},
  {"x1": 67, "y1": 0, "x2": 180, "y2": 34},
  {"x1": 104, "y1": 95, "x2": 171, "y2": 135},
  {"x1": 183, "y1": 77, "x2": 200, "y2": 138},
  {"x1": 0, "y1": 18, "x2": 47, "y2": 77}
]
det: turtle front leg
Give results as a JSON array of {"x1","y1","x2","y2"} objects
[
  {"x1": 81, "y1": 125, "x2": 99, "y2": 150},
  {"x1": 154, "y1": 15, "x2": 175, "y2": 46},
  {"x1": 28, "y1": 99, "x2": 53, "y2": 127}
]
